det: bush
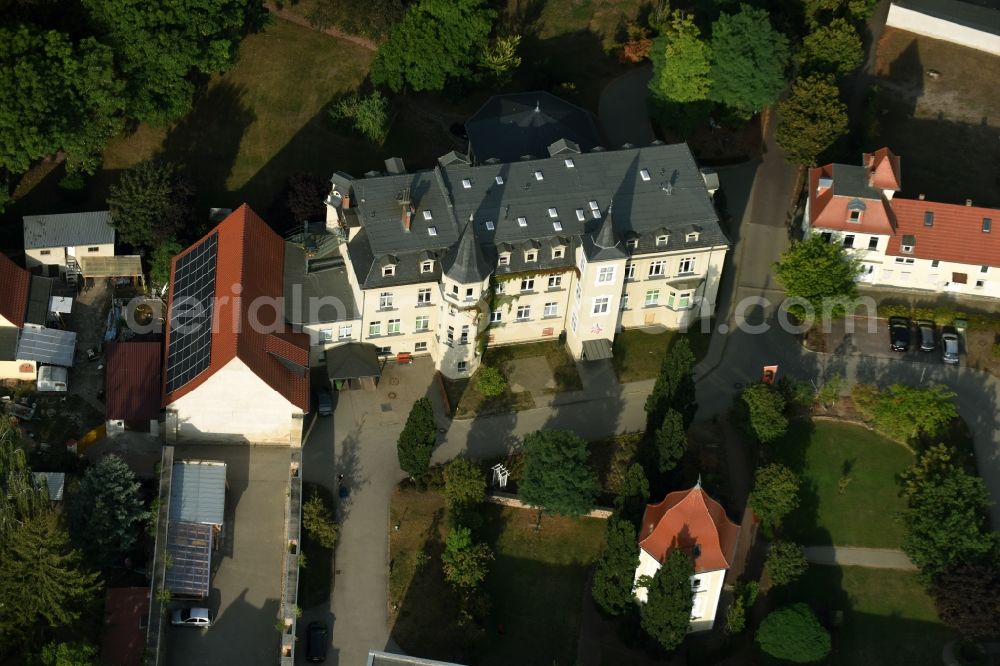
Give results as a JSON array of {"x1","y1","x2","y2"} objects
[
  {"x1": 749, "y1": 464, "x2": 800, "y2": 535},
  {"x1": 329, "y1": 91, "x2": 390, "y2": 144},
  {"x1": 992, "y1": 342, "x2": 1000, "y2": 359},
  {"x1": 765, "y1": 541, "x2": 808, "y2": 586},
  {"x1": 302, "y1": 490, "x2": 338, "y2": 548},
  {"x1": 756, "y1": 603, "x2": 831, "y2": 663},
  {"x1": 734, "y1": 383, "x2": 788, "y2": 444},
  {"x1": 476, "y1": 366, "x2": 506, "y2": 398},
  {"x1": 852, "y1": 383, "x2": 958, "y2": 444}
]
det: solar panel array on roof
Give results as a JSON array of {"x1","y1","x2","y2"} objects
[{"x1": 165, "y1": 233, "x2": 218, "y2": 393}]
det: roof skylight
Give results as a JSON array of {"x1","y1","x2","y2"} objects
[
  {"x1": 534, "y1": 171, "x2": 544, "y2": 181},
  {"x1": 517, "y1": 216, "x2": 527, "y2": 227},
  {"x1": 495, "y1": 176, "x2": 504, "y2": 185},
  {"x1": 564, "y1": 158, "x2": 575, "y2": 168},
  {"x1": 640, "y1": 169, "x2": 651, "y2": 181},
  {"x1": 461, "y1": 178, "x2": 472, "y2": 189},
  {"x1": 428, "y1": 226, "x2": 438, "y2": 236},
  {"x1": 548, "y1": 207, "x2": 558, "y2": 218},
  {"x1": 423, "y1": 210, "x2": 433, "y2": 220},
  {"x1": 553, "y1": 221, "x2": 563, "y2": 231}
]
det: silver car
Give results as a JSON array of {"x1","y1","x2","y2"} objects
[
  {"x1": 941, "y1": 327, "x2": 960, "y2": 364},
  {"x1": 171, "y1": 607, "x2": 213, "y2": 628}
]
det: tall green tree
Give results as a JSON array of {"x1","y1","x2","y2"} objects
[
  {"x1": 765, "y1": 541, "x2": 809, "y2": 586},
  {"x1": 613, "y1": 462, "x2": 650, "y2": 526},
  {"x1": 0, "y1": 25, "x2": 124, "y2": 176},
  {"x1": 443, "y1": 456, "x2": 486, "y2": 510},
  {"x1": 519, "y1": 429, "x2": 598, "y2": 518},
  {"x1": 0, "y1": 421, "x2": 47, "y2": 540},
  {"x1": 756, "y1": 603, "x2": 831, "y2": 663},
  {"x1": 773, "y1": 234, "x2": 862, "y2": 318},
  {"x1": 645, "y1": 337, "x2": 697, "y2": 433},
  {"x1": 108, "y1": 160, "x2": 194, "y2": 247},
  {"x1": 852, "y1": 384, "x2": 958, "y2": 444},
  {"x1": 69, "y1": 454, "x2": 146, "y2": 567},
  {"x1": 441, "y1": 526, "x2": 493, "y2": 589},
  {"x1": 930, "y1": 561, "x2": 1000, "y2": 640},
  {"x1": 708, "y1": 5, "x2": 789, "y2": 118},
  {"x1": 640, "y1": 550, "x2": 694, "y2": 651},
  {"x1": 734, "y1": 383, "x2": 788, "y2": 444},
  {"x1": 649, "y1": 11, "x2": 711, "y2": 104},
  {"x1": 591, "y1": 516, "x2": 640, "y2": 616},
  {"x1": 397, "y1": 397, "x2": 437, "y2": 479},
  {"x1": 481, "y1": 34, "x2": 522, "y2": 82},
  {"x1": 749, "y1": 464, "x2": 800, "y2": 534},
  {"x1": 329, "y1": 92, "x2": 390, "y2": 144},
  {"x1": 776, "y1": 74, "x2": 848, "y2": 166},
  {"x1": 82, "y1": 0, "x2": 268, "y2": 125},
  {"x1": 655, "y1": 408, "x2": 687, "y2": 472},
  {"x1": 40, "y1": 641, "x2": 100, "y2": 666},
  {"x1": 370, "y1": 0, "x2": 495, "y2": 92},
  {"x1": 797, "y1": 19, "x2": 864, "y2": 77},
  {"x1": 302, "y1": 490, "x2": 338, "y2": 549}
]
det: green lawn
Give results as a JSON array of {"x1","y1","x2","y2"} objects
[
  {"x1": 772, "y1": 565, "x2": 955, "y2": 666},
  {"x1": 612, "y1": 328, "x2": 711, "y2": 383},
  {"x1": 774, "y1": 421, "x2": 914, "y2": 548},
  {"x1": 485, "y1": 340, "x2": 583, "y2": 393}
]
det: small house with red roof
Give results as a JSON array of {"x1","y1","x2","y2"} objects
[
  {"x1": 806, "y1": 148, "x2": 1000, "y2": 297},
  {"x1": 633, "y1": 481, "x2": 740, "y2": 632},
  {"x1": 105, "y1": 341, "x2": 162, "y2": 435},
  {"x1": 162, "y1": 206, "x2": 310, "y2": 444}
]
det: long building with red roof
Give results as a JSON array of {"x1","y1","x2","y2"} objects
[
  {"x1": 806, "y1": 148, "x2": 1000, "y2": 298},
  {"x1": 162, "y1": 205, "x2": 309, "y2": 443},
  {"x1": 633, "y1": 481, "x2": 740, "y2": 632}
]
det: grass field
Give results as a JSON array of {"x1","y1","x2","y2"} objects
[
  {"x1": 611, "y1": 328, "x2": 711, "y2": 383},
  {"x1": 773, "y1": 421, "x2": 914, "y2": 548},
  {"x1": 771, "y1": 565, "x2": 955, "y2": 666}
]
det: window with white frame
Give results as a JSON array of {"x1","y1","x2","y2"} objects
[
  {"x1": 88, "y1": 246, "x2": 99, "y2": 252},
  {"x1": 571, "y1": 312, "x2": 578, "y2": 332},
  {"x1": 516, "y1": 305, "x2": 531, "y2": 320},
  {"x1": 597, "y1": 266, "x2": 615, "y2": 284},
  {"x1": 369, "y1": 321, "x2": 381, "y2": 336},
  {"x1": 376, "y1": 345, "x2": 392, "y2": 355},
  {"x1": 575, "y1": 282, "x2": 582, "y2": 302},
  {"x1": 649, "y1": 260, "x2": 666, "y2": 277},
  {"x1": 417, "y1": 288, "x2": 431, "y2": 304},
  {"x1": 645, "y1": 289, "x2": 660, "y2": 306},
  {"x1": 640, "y1": 168, "x2": 651, "y2": 181},
  {"x1": 677, "y1": 257, "x2": 695, "y2": 274},
  {"x1": 685, "y1": 232, "x2": 699, "y2": 242},
  {"x1": 415, "y1": 315, "x2": 429, "y2": 331},
  {"x1": 543, "y1": 302, "x2": 558, "y2": 317},
  {"x1": 553, "y1": 220, "x2": 563, "y2": 232},
  {"x1": 460, "y1": 325, "x2": 469, "y2": 344},
  {"x1": 387, "y1": 319, "x2": 401, "y2": 334},
  {"x1": 625, "y1": 262, "x2": 635, "y2": 279},
  {"x1": 678, "y1": 292, "x2": 691, "y2": 308},
  {"x1": 621, "y1": 294, "x2": 630, "y2": 309},
  {"x1": 447, "y1": 326, "x2": 454, "y2": 343},
  {"x1": 520, "y1": 277, "x2": 534, "y2": 291},
  {"x1": 338, "y1": 324, "x2": 353, "y2": 339},
  {"x1": 319, "y1": 328, "x2": 333, "y2": 343},
  {"x1": 379, "y1": 291, "x2": 393, "y2": 309},
  {"x1": 490, "y1": 310, "x2": 503, "y2": 323},
  {"x1": 421, "y1": 260, "x2": 433, "y2": 273},
  {"x1": 894, "y1": 257, "x2": 915, "y2": 265},
  {"x1": 564, "y1": 158, "x2": 575, "y2": 168},
  {"x1": 552, "y1": 246, "x2": 564, "y2": 259},
  {"x1": 457, "y1": 361, "x2": 467, "y2": 372},
  {"x1": 525, "y1": 251, "x2": 537, "y2": 262},
  {"x1": 414, "y1": 341, "x2": 427, "y2": 352},
  {"x1": 427, "y1": 226, "x2": 438, "y2": 236},
  {"x1": 382, "y1": 264, "x2": 395, "y2": 277},
  {"x1": 656, "y1": 235, "x2": 668, "y2": 246},
  {"x1": 534, "y1": 170, "x2": 544, "y2": 181},
  {"x1": 495, "y1": 175, "x2": 504, "y2": 185},
  {"x1": 548, "y1": 275, "x2": 562, "y2": 289},
  {"x1": 452, "y1": 285, "x2": 459, "y2": 295},
  {"x1": 592, "y1": 296, "x2": 610, "y2": 315},
  {"x1": 499, "y1": 253, "x2": 510, "y2": 266},
  {"x1": 461, "y1": 178, "x2": 471, "y2": 189}
]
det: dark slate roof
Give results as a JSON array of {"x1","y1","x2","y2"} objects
[
  {"x1": 443, "y1": 221, "x2": 491, "y2": 283},
  {"x1": 0, "y1": 326, "x2": 18, "y2": 361},
  {"x1": 22, "y1": 210, "x2": 114, "y2": 249},
  {"x1": 326, "y1": 343, "x2": 382, "y2": 380},
  {"x1": 25, "y1": 276, "x2": 52, "y2": 326},
  {"x1": 894, "y1": 0, "x2": 1000, "y2": 36},
  {"x1": 283, "y1": 243, "x2": 359, "y2": 325},
  {"x1": 465, "y1": 92, "x2": 603, "y2": 163},
  {"x1": 170, "y1": 461, "x2": 226, "y2": 526},
  {"x1": 831, "y1": 164, "x2": 883, "y2": 200}
]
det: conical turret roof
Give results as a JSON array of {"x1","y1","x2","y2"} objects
[{"x1": 442, "y1": 220, "x2": 491, "y2": 284}]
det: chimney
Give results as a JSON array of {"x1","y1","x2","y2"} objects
[
  {"x1": 342, "y1": 194, "x2": 350, "y2": 209},
  {"x1": 918, "y1": 193, "x2": 926, "y2": 200},
  {"x1": 966, "y1": 199, "x2": 973, "y2": 206},
  {"x1": 402, "y1": 208, "x2": 412, "y2": 232}
]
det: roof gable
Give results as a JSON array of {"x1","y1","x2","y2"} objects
[
  {"x1": 887, "y1": 198, "x2": 1000, "y2": 267},
  {"x1": 863, "y1": 147, "x2": 901, "y2": 191},
  {"x1": 639, "y1": 484, "x2": 740, "y2": 573}
]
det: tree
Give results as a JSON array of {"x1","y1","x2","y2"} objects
[
  {"x1": 645, "y1": 337, "x2": 697, "y2": 433},
  {"x1": 303, "y1": 490, "x2": 338, "y2": 549},
  {"x1": 649, "y1": 12, "x2": 711, "y2": 103},
  {"x1": 329, "y1": 92, "x2": 390, "y2": 144},
  {"x1": 613, "y1": 463, "x2": 650, "y2": 526},
  {"x1": 519, "y1": 429, "x2": 598, "y2": 518},
  {"x1": 734, "y1": 383, "x2": 788, "y2": 444},
  {"x1": 930, "y1": 561, "x2": 1000, "y2": 640},
  {"x1": 370, "y1": 0, "x2": 495, "y2": 93},
  {"x1": 640, "y1": 550, "x2": 694, "y2": 651},
  {"x1": 749, "y1": 464, "x2": 800, "y2": 534},
  {"x1": 481, "y1": 35, "x2": 522, "y2": 80},
  {"x1": 306, "y1": 0, "x2": 407, "y2": 39},
  {"x1": 591, "y1": 517, "x2": 641, "y2": 616},
  {"x1": 397, "y1": 397, "x2": 437, "y2": 479},
  {"x1": 708, "y1": 5, "x2": 789, "y2": 118},
  {"x1": 41, "y1": 641, "x2": 100, "y2": 666},
  {"x1": 82, "y1": 0, "x2": 268, "y2": 125},
  {"x1": 773, "y1": 234, "x2": 862, "y2": 319},
  {"x1": 725, "y1": 580, "x2": 759, "y2": 634},
  {"x1": 285, "y1": 172, "x2": 329, "y2": 226},
  {"x1": 475, "y1": 366, "x2": 506, "y2": 398},
  {"x1": 655, "y1": 408, "x2": 687, "y2": 472},
  {"x1": 756, "y1": 603, "x2": 831, "y2": 663},
  {"x1": 441, "y1": 526, "x2": 493, "y2": 589},
  {"x1": 852, "y1": 384, "x2": 958, "y2": 444},
  {"x1": 69, "y1": 454, "x2": 146, "y2": 567},
  {"x1": 0, "y1": 26, "x2": 124, "y2": 175},
  {"x1": 108, "y1": 160, "x2": 194, "y2": 247},
  {"x1": 443, "y1": 457, "x2": 485, "y2": 510},
  {"x1": 149, "y1": 239, "x2": 183, "y2": 291},
  {"x1": 775, "y1": 74, "x2": 848, "y2": 166},
  {"x1": 0, "y1": 512, "x2": 101, "y2": 646},
  {"x1": 765, "y1": 541, "x2": 809, "y2": 586},
  {"x1": 797, "y1": 19, "x2": 864, "y2": 77}
]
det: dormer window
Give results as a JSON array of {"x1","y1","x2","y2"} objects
[
  {"x1": 382, "y1": 265, "x2": 395, "y2": 277},
  {"x1": 901, "y1": 234, "x2": 915, "y2": 254},
  {"x1": 534, "y1": 170, "x2": 544, "y2": 181},
  {"x1": 656, "y1": 235, "x2": 668, "y2": 246},
  {"x1": 627, "y1": 239, "x2": 638, "y2": 250},
  {"x1": 525, "y1": 251, "x2": 537, "y2": 262},
  {"x1": 428, "y1": 226, "x2": 438, "y2": 236},
  {"x1": 588, "y1": 200, "x2": 599, "y2": 211},
  {"x1": 421, "y1": 260, "x2": 434, "y2": 273},
  {"x1": 517, "y1": 216, "x2": 527, "y2": 227},
  {"x1": 984, "y1": 218, "x2": 992, "y2": 233},
  {"x1": 901, "y1": 245, "x2": 913, "y2": 254},
  {"x1": 485, "y1": 220, "x2": 495, "y2": 231},
  {"x1": 553, "y1": 221, "x2": 563, "y2": 231},
  {"x1": 495, "y1": 175, "x2": 504, "y2": 185},
  {"x1": 564, "y1": 158, "x2": 575, "y2": 168},
  {"x1": 576, "y1": 209, "x2": 585, "y2": 221},
  {"x1": 552, "y1": 247, "x2": 565, "y2": 259},
  {"x1": 849, "y1": 210, "x2": 862, "y2": 223},
  {"x1": 640, "y1": 169, "x2": 651, "y2": 181},
  {"x1": 461, "y1": 178, "x2": 472, "y2": 189},
  {"x1": 548, "y1": 207, "x2": 558, "y2": 218},
  {"x1": 685, "y1": 232, "x2": 699, "y2": 242},
  {"x1": 423, "y1": 210, "x2": 433, "y2": 220},
  {"x1": 498, "y1": 253, "x2": 510, "y2": 266}
]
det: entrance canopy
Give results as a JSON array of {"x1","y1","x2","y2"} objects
[
  {"x1": 581, "y1": 338, "x2": 613, "y2": 361},
  {"x1": 326, "y1": 343, "x2": 382, "y2": 381},
  {"x1": 79, "y1": 255, "x2": 144, "y2": 283}
]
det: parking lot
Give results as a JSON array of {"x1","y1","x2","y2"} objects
[
  {"x1": 823, "y1": 316, "x2": 963, "y2": 366},
  {"x1": 167, "y1": 444, "x2": 289, "y2": 666}
]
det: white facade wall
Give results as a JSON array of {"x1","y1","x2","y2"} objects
[
  {"x1": 565, "y1": 249, "x2": 628, "y2": 358},
  {"x1": 633, "y1": 548, "x2": 726, "y2": 632},
  {"x1": 886, "y1": 3, "x2": 1000, "y2": 57},
  {"x1": 486, "y1": 269, "x2": 576, "y2": 347},
  {"x1": 25, "y1": 242, "x2": 114, "y2": 269},
  {"x1": 166, "y1": 358, "x2": 302, "y2": 443}
]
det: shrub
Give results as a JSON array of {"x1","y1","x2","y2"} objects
[
  {"x1": 733, "y1": 383, "x2": 788, "y2": 444},
  {"x1": 302, "y1": 491, "x2": 338, "y2": 548},
  {"x1": 329, "y1": 91, "x2": 390, "y2": 144},
  {"x1": 756, "y1": 603, "x2": 831, "y2": 663},
  {"x1": 765, "y1": 541, "x2": 808, "y2": 586},
  {"x1": 476, "y1": 366, "x2": 506, "y2": 398},
  {"x1": 749, "y1": 464, "x2": 800, "y2": 534}
]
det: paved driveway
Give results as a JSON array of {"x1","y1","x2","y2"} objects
[{"x1": 167, "y1": 444, "x2": 288, "y2": 666}]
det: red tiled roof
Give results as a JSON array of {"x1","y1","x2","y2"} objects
[
  {"x1": 886, "y1": 198, "x2": 1000, "y2": 267},
  {"x1": 162, "y1": 205, "x2": 310, "y2": 410},
  {"x1": 807, "y1": 164, "x2": 896, "y2": 235},
  {"x1": 101, "y1": 587, "x2": 149, "y2": 666},
  {"x1": 639, "y1": 484, "x2": 740, "y2": 574},
  {"x1": 105, "y1": 341, "x2": 162, "y2": 421},
  {"x1": 0, "y1": 253, "x2": 30, "y2": 328},
  {"x1": 863, "y1": 147, "x2": 901, "y2": 191}
]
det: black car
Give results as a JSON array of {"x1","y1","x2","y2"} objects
[
  {"x1": 306, "y1": 621, "x2": 328, "y2": 663},
  {"x1": 916, "y1": 320, "x2": 936, "y2": 352},
  {"x1": 888, "y1": 316, "x2": 911, "y2": 352}
]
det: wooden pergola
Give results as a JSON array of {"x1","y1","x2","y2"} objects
[{"x1": 78, "y1": 255, "x2": 144, "y2": 285}]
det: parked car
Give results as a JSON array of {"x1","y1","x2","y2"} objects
[
  {"x1": 916, "y1": 320, "x2": 936, "y2": 352},
  {"x1": 171, "y1": 607, "x2": 212, "y2": 628},
  {"x1": 888, "y1": 316, "x2": 911, "y2": 352},
  {"x1": 941, "y1": 326, "x2": 960, "y2": 364},
  {"x1": 306, "y1": 621, "x2": 328, "y2": 663},
  {"x1": 316, "y1": 390, "x2": 333, "y2": 417}
]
